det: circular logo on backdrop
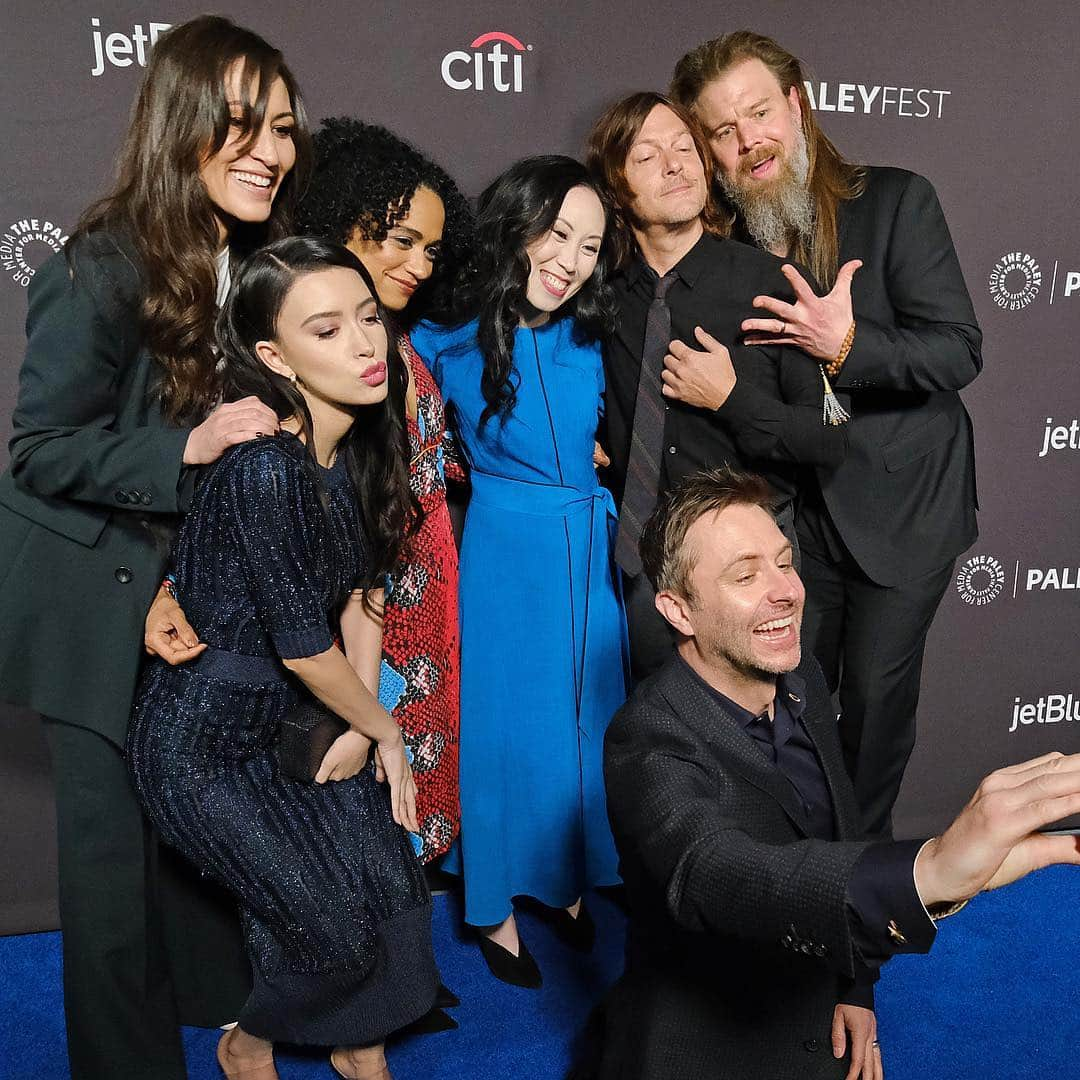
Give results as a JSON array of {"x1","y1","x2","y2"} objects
[
  {"x1": 1, "y1": 217, "x2": 69, "y2": 288},
  {"x1": 955, "y1": 555, "x2": 1006, "y2": 606},
  {"x1": 987, "y1": 252, "x2": 1041, "y2": 311}
]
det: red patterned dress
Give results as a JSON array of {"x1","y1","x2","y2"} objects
[{"x1": 378, "y1": 335, "x2": 463, "y2": 863}]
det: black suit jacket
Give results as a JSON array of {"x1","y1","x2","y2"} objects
[
  {"x1": 0, "y1": 232, "x2": 195, "y2": 745},
  {"x1": 596, "y1": 654, "x2": 931, "y2": 1080},
  {"x1": 605, "y1": 233, "x2": 846, "y2": 508},
  {"x1": 803, "y1": 167, "x2": 981, "y2": 585}
]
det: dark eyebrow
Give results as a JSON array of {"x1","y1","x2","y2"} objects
[
  {"x1": 553, "y1": 216, "x2": 603, "y2": 242},
  {"x1": 270, "y1": 110, "x2": 296, "y2": 122},
  {"x1": 388, "y1": 224, "x2": 423, "y2": 239},
  {"x1": 300, "y1": 310, "x2": 341, "y2": 327}
]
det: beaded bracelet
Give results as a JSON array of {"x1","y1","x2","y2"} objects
[
  {"x1": 825, "y1": 321, "x2": 856, "y2": 379},
  {"x1": 161, "y1": 573, "x2": 178, "y2": 600}
]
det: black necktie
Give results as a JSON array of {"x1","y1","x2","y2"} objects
[{"x1": 615, "y1": 270, "x2": 678, "y2": 576}]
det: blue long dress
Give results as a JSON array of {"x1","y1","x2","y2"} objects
[{"x1": 411, "y1": 317, "x2": 629, "y2": 926}]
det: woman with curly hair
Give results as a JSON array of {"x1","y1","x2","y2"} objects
[
  {"x1": 411, "y1": 156, "x2": 629, "y2": 988},
  {"x1": 296, "y1": 119, "x2": 473, "y2": 874}
]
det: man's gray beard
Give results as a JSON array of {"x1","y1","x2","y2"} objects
[{"x1": 719, "y1": 126, "x2": 815, "y2": 254}]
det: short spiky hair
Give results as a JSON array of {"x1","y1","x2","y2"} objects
[
  {"x1": 294, "y1": 117, "x2": 473, "y2": 325},
  {"x1": 639, "y1": 467, "x2": 776, "y2": 600}
]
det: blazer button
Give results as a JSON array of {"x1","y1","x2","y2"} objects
[
  {"x1": 814, "y1": 944, "x2": 828, "y2": 957},
  {"x1": 667, "y1": 446, "x2": 677, "y2": 455},
  {"x1": 804, "y1": 1039, "x2": 820, "y2": 1053},
  {"x1": 140, "y1": 492, "x2": 153, "y2": 505},
  {"x1": 115, "y1": 490, "x2": 129, "y2": 504},
  {"x1": 781, "y1": 934, "x2": 794, "y2": 949},
  {"x1": 799, "y1": 943, "x2": 812, "y2": 954},
  {"x1": 114, "y1": 566, "x2": 134, "y2": 584}
]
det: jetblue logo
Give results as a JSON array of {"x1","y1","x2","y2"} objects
[
  {"x1": 90, "y1": 17, "x2": 171, "y2": 77},
  {"x1": 1009, "y1": 693, "x2": 1080, "y2": 733},
  {"x1": 441, "y1": 32, "x2": 532, "y2": 93}
]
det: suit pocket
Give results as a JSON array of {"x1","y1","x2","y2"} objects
[
  {"x1": 881, "y1": 411, "x2": 954, "y2": 472},
  {"x1": 0, "y1": 474, "x2": 109, "y2": 548}
]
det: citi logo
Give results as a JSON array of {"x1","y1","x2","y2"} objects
[
  {"x1": 441, "y1": 32, "x2": 533, "y2": 93},
  {"x1": 1009, "y1": 693, "x2": 1080, "y2": 732},
  {"x1": 90, "y1": 17, "x2": 171, "y2": 77}
]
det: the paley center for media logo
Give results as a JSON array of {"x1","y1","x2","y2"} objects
[
  {"x1": 988, "y1": 251, "x2": 1080, "y2": 311},
  {"x1": 2, "y1": 218, "x2": 69, "y2": 287},
  {"x1": 90, "y1": 18, "x2": 171, "y2": 77},
  {"x1": 957, "y1": 553, "x2": 1080, "y2": 605},
  {"x1": 441, "y1": 31, "x2": 533, "y2": 93}
]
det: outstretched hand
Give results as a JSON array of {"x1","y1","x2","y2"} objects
[
  {"x1": 741, "y1": 260, "x2": 862, "y2": 360},
  {"x1": 914, "y1": 751, "x2": 1080, "y2": 907},
  {"x1": 375, "y1": 737, "x2": 419, "y2": 833}
]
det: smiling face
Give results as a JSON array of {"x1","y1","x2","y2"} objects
[
  {"x1": 521, "y1": 184, "x2": 605, "y2": 321},
  {"x1": 691, "y1": 57, "x2": 803, "y2": 195},
  {"x1": 348, "y1": 185, "x2": 446, "y2": 312},
  {"x1": 255, "y1": 267, "x2": 390, "y2": 411},
  {"x1": 200, "y1": 61, "x2": 297, "y2": 242},
  {"x1": 664, "y1": 503, "x2": 804, "y2": 682},
  {"x1": 622, "y1": 104, "x2": 708, "y2": 230}
]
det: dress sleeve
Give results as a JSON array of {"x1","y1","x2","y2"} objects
[{"x1": 222, "y1": 444, "x2": 335, "y2": 659}]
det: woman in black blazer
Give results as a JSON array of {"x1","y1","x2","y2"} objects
[{"x1": 0, "y1": 16, "x2": 310, "y2": 1079}]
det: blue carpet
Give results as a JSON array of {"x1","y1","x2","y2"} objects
[{"x1": 1, "y1": 868, "x2": 1076, "y2": 1080}]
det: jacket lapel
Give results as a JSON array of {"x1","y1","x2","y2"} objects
[{"x1": 657, "y1": 660, "x2": 812, "y2": 837}]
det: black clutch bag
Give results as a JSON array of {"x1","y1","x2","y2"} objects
[{"x1": 277, "y1": 693, "x2": 349, "y2": 782}]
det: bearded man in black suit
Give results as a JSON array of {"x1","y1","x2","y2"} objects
[{"x1": 669, "y1": 32, "x2": 982, "y2": 838}]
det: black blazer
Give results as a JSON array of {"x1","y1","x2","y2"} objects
[
  {"x1": 806, "y1": 167, "x2": 981, "y2": 585},
  {"x1": 597, "y1": 654, "x2": 876, "y2": 1080},
  {"x1": 0, "y1": 233, "x2": 195, "y2": 745},
  {"x1": 604, "y1": 234, "x2": 847, "y2": 508}
]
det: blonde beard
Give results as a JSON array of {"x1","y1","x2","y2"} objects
[{"x1": 719, "y1": 123, "x2": 814, "y2": 254}]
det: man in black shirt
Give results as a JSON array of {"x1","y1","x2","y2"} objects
[
  {"x1": 585, "y1": 92, "x2": 846, "y2": 679},
  {"x1": 590, "y1": 467, "x2": 1080, "y2": 1080}
]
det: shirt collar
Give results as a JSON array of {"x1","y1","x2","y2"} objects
[
  {"x1": 623, "y1": 230, "x2": 721, "y2": 291},
  {"x1": 677, "y1": 655, "x2": 807, "y2": 727}
]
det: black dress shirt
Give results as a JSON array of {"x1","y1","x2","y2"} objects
[
  {"x1": 678, "y1": 655, "x2": 935, "y2": 1008},
  {"x1": 604, "y1": 233, "x2": 847, "y2": 509}
]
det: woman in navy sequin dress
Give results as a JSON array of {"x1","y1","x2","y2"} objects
[{"x1": 128, "y1": 238, "x2": 436, "y2": 1080}]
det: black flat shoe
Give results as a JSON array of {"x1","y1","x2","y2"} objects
[
  {"x1": 517, "y1": 897, "x2": 596, "y2": 952},
  {"x1": 436, "y1": 982, "x2": 460, "y2": 1009},
  {"x1": 476, "y1": 932, "x2": 542, "y2": 989},
  {"x1": 399, "y1": 1006, "x2": 458, "y2": 1035}
]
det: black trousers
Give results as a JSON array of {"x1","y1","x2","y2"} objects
[
  {"x1": 44, "y1": 718, "x2": 250, "y2": 1080},
  {"x1": 798, "y1": 543, "x2": 955, "y2": 839}
]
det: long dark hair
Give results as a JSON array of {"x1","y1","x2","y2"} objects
[
  {"x1": 69, "y1": 15, "x2": 313, "y2": 423},
  {"x1": 217, "y1": 237, "x2": 416, "y2": 602},
  {"x1": 295, "y1": 117, "x2": 473, "y2": 328},
  {"x1": 444, "y1": 155, "x2": 616, "y2": 425},
  {"x1": 670, "y1": 32, "x2": 866, "y2": 289}
]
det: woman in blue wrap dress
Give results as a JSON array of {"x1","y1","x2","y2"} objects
[{"x1": 410, "y1": 156, "x2": 629, "y2": 987}]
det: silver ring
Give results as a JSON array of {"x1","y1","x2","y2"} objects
[
  {"x1": 780, "y1": 321, "x2": 787, "y2": 335},
  {"x1": 872, "y1": 1041, "x2": 881, "y2": 1049}
]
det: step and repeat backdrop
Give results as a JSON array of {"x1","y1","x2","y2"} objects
[{"x1": 1, "y1": 0, "x2": 1077, "y2": 932}]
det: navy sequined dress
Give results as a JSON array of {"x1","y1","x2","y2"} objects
[{"x1": 127, "y1": 434, "x2": 437, "y2": 1045}]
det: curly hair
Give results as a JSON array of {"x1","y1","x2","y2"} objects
[
  {"x1": 295, "y1": 117, "x2": 473, "y2": 327},
  {"x1": 442, "y1": 155, "x2": 617, "y2": 426}
]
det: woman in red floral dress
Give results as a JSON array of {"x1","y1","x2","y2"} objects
[{"x1": 296, "y1": 118, "x2": 473, "y2": 865}]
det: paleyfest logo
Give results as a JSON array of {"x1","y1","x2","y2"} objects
[
  {"x1": 441, "y1": 31, "x2": 533, "y2": 93},
  {"x1": 805, "y1": 80, "x2": 951, "y2": 118},
  {"x1": 2, "y1": 218, "x2": 69, "y2": 287},
  {"x1": 989, "y1": 252, "x2": 1080, "y2": 311}
]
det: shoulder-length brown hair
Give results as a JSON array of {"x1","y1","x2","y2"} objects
[
  {"x1": 69, "y1": 15, "x2": 312, "y2": 423},
  {"x1": 585, "y1": 91, "x2": 732, "y2": 269},
  {"x1": 670, "y1": 31, "x2": 865, "y2": 289}
]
